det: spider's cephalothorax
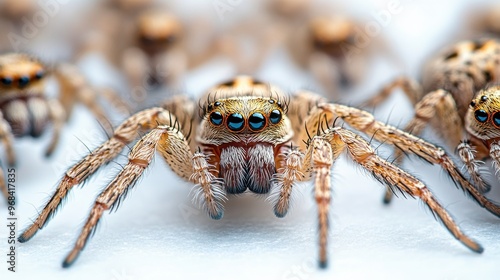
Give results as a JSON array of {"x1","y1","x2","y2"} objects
[
  {"x1": 18, "y1": 76, "x2": 500, "y2": 269},
  {"x1": 366, "y1": 38, "x2": 500, "y2": 201},
  {"x1": 198, "y1": 78, "x2": 292, "y2": 195},
  {"x1": 0, "y1": 53, "x2": 122, "y2": 200}
]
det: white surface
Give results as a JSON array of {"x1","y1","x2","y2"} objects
[{"x1": 2, "y1": 0, "x2": 500, "y2": 279}]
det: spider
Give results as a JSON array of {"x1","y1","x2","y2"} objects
[
  {"x1": 0, "y1": 52, "x2": 124, "y2": 200},
  {"x1": 17, "y1": 76, "x2": 500, "y2": 268},
  {"x1": 78, "y1": 1, "x2": 221, "y2": 96},
  {"x1": 364, "y1": 38, "x2": 500, "y2": 203},
  {"x1": 219, "y1": 0, "x2": 396, "y2": 98}
]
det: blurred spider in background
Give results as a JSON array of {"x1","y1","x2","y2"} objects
[
  {"x1": 18, "y1": 76, "x2": 500, "y2": 268},
  {"x1": 365, "y1": 38, "x2": 500, "y2": 203},
  {"x1": 77, "y1": 0, "x2": 223, "y2": 106},
  {"x1": 218, "y1": 0, "x2": 398, "y2": 99},
  {"x1": 0, "y1": 53, "x2": 124, "y2": 200}
]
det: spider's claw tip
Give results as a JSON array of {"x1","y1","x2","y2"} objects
[
  {"x1": 18, "y1": 231, "x2": 33, "y2": 243},
  {"x1": 319, "y1": 260, "x2": 328, "y2": 269},
  {"x1": 273, "y1": 207, "x2": 288, "y2": 218},
  {"x1": 472, "y1": 243, "x2": 484, "y2": 254},
  {"x1": 382, "y1": 197, "x2": 392, "y2": 205},
  {"x1": 209, "y1": 211, "x2": 224, "y2": 220},
  {"x1": 62, "y1": 255, "x2": 78, "y2": 268}
]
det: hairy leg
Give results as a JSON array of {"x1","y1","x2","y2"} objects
[
  {"x1": 363, "y1": 77, "x2": 423, "y2": 107},
  {"x1": 44, "y1": 99, "x2": 66, "y2": 157},
  {"x1": 306, "y1": 102, "x2": 500, "y2": 218},
  {"x1": 18, "y1": 107, "x2": 177, "y2": 242}
]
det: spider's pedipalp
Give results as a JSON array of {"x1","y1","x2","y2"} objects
[
  {"x1": 270, "y1": 148, "x2": 306, "y2": 218},
  {"x1": 457, "y1": 140, "x2": 491, "y2": 193}
]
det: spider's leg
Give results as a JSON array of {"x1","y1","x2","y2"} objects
[
  {"x1": 0, "y1": 110, "x2": 16, "y2": 166},
  {"x1": 63, "y1": 125, "x2": 225, "y2": 267},
  {"x1": 362, "y1": 76, "x2": 423, "y2": 107},
  {"x1": 62, "y1": 128, "x2": 166, "y2": 267},
  {"x1": 386, "y1": 90, "x2": 466, "y2": 202},
  {"x1": 0, "y1": 166, "x2": 7, "y2": 201},
  {"x1": 0, "y1": 111, "x2": 15, "y2": 201},
  {"x1": 457, "y1": 140, "x2": 491, "y2": 193},
  {"x1": 323, "y1": 127, "x2": 482, "y2": 254},
  {"x1": 122, "y1": 47, "x2": 149, "y2": 91},
  {"x1": 18, "y1": 107, "x2": 175, "y2": 242},
  {"x1": 314, "y1": 103, "x2": 500, "y2": 218},
  {"x1": 307, "y1": 137, "x2": 334, "y2": 268},
  {"x1": 44, "y1": 99, "x2": 66, "y2": 157},
  {"x1": 55, "y1": 64, "x2": 114, "y2": 135},
  {"x1": 98, "y1": 87, "x2": 131, "y2": 116}
]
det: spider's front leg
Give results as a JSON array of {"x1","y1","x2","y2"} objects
[
  {"x1": 62, "y1": 124, "x2": 225, "y2": 267},
  {"x1": 273, "y1": 127, "x2": 483, "y2": 268},
  {"x1": 308, "y1": 102, "x2": 500, "y2": 218},
  {"x1": 18, "y1": 107, "x2": 176, "y2": 242},
  {"x1": 0, "y1": 110, "x2": 15, "y2": 200}
]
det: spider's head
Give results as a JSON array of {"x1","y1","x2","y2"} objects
[
  {"x1": 310, "y1": 16, "x2": 356, "y2": 57},
  {"x1": 466, "y1": 85, "x2": 500, "y2": 140},
  {"x1": 197, "y1": 76, "x2": 293, "y2": 146},
  {"x1": 137, "y1": 11, "x2": 181, "y2": 51},
  {"x1": 0, "y1": 53, "x2": 46, "y2": 91}
]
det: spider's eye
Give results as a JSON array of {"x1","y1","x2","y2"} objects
[
  {"x1": 493, "y1": 112, "x2": 500, "y2": 127},
  {"x1": 1, "y1": 77, "x2": 12, "y2": 85},
  {"x1": 269, "y1": 109, "x2": 282, "y2": 124},
  {"x1": 248, "y1": 112, "x2": 266, "y2": 131},
  {"x1": 227, "y1": 113, "x2": 244, "y2": 131},
  {"x1": 209, "y1": 111, "x2": 223, "y2": 126},
  {"x1": 35, "y1": 70, "x2": 44, "y2": 80},
  {"x1": 474, "y1": 109, "x2": 488, "y2": 123},
  {"x1": 18, "y1": 76, "x2": 30, "y2": 87}
]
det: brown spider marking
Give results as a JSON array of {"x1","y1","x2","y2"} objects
[
  {"x1": 0, "y1": 53, "x2": 125, "y2": 201},
  {"x1": 365, "y1": 38, "x2": 500, "y2": 200},
  {"x1": 18, "y1": 76, "x2": 499, "y2": 269}
]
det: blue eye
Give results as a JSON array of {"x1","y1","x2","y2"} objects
[
  {"x1": 474, "y1": 110, "x2": 488, "y2": 123},
  {"x1": 249, "y1": 112, "x2": 266, "y2": 131},
  {"x1": 210, "y1": 112, "x2": 223, "y2": 125},
  {"x1": 493, "y1": 112, "x2": 500, "y2": 127},
  {"x1": 18, "y1": 76, "x2": 30, "y2": 87},
  {"x1": 1, "y1": 77, "x2": 12, "y2": 85},
  {"x1": 35, "y1": 70, "x2": 44, "y2": 80},
  {"x1": 227, "y1": 113, "x2": 244, "y2": 131},
  {"x1": 269, "y1": 109, "x2": 282, "y2": 124}
]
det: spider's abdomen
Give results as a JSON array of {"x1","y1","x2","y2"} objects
[
  {"x1": 1, "y1": 96, "x2": 50, "y2": 138},
  {"x1": 219, "y1": 143, "x2": 276, "y2": 194}
]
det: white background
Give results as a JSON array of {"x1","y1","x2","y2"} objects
[{"x1": 1, "y1": 0, "x2": 500, "y2": 279}]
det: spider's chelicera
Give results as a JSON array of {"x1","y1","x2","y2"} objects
[{"x1": 18, "y1": 76, "x2": 500, "y2": 268}]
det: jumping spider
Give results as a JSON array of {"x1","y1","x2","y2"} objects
[
  {"x1": 0, "y1": 53, "x2": 123, "y2": 200},
  {"x1": 18, "y1": 76, "x2": 500, "y2": 268},
  {"x1": 79, "y1": 1, "x2": 220, "y2": 95},
  {"x1": 365, "y1": 38, "x2": 500, "y2": 203}
]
